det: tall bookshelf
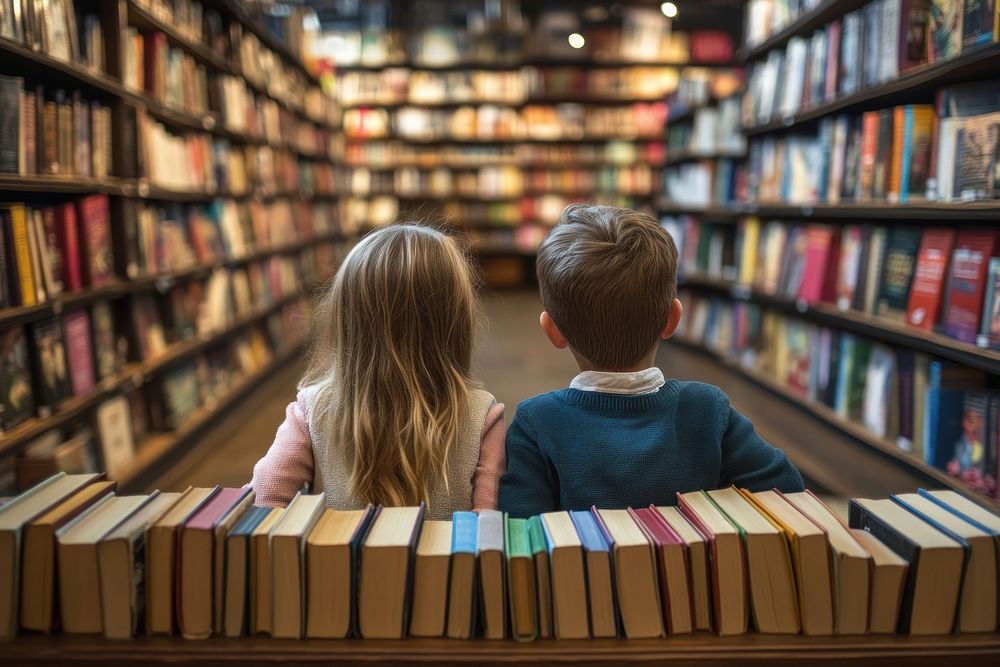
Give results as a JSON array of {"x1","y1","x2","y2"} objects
[
  {"x1": 658, "y1": 0, "x2": 1000, "y2": 507},
  {"x1": 0, "y1": 0, "x2": 346, "y2": 493}
]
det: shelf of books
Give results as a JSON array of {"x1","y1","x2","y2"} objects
[
  {"x1": 658, "y1": 0, "x2": 1000, "y2": 509},
  {"x1": 0, "y1": 0, "x2": 348, "y2": 496},
  {"x1": 323, "y1": 5, "x2": 743, "y2": 286}
]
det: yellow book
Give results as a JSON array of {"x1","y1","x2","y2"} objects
[
  {"x1": 738, "y1": 217, "x2": 760, "y2": 286},
  {"x1": 8, "y1": 205, "x2": 37, "y2": 307},
  {"x1": 741, "y1": 489, "x2": 834, "y2": 635}
]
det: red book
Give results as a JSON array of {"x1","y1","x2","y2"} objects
[
  {"x1": 629, "y1": 507, "x2": 694, "y2": 635},
  {"x1": 858, "y1": 111, "x2": 881, "y2": 200},
  {"x1": 824, "y1": 21, "x2": 841, "y2": 104},
  {"x1": 798, "y1": 225, "x2": 840, "y2": 304},
  {"x1": 178, "y1": 487, "x2": 254, "y2": 640},
  {"x1": 944, "y1": 230, "x2": 998, "y2": 344},
  {"x1": 676, "y1": 491, "x2": 748, "y2": 636},
  {"x1": 63, "y1": 309, "x2": 95, "y2": 396},
  {"x1": 906, "y1": 228, "x2": 956, "y2": 330},
  {"x1": 55, "y1": 202, "x2": 82, "y2": 291},
  {"x1": 76, "y1": 194, "x2": 113, "y2": 287}
]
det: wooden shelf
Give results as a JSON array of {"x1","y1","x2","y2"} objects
[
  {"x1": 0, "y1": 175, "x2": 131, "y2": 195},
  {"x1": 118, "y1": 342, "x2": 303, "y2": 489},
  {"x1": 743, "y1": 43, "x2": 1000, "y2": 135},
  {"x1": 0, "y1": 282, "x2": 135, "y2": 329},
  {"x1": 126, "y1": 2, "x2": 232, "y2": 75},
  {"x1": 655, "y1": 200, "x2": 741, "y2": 220},
  {"x1": 737, "y1": 0, "x2": 869, "y2": 63},
  {"x1": 679, "y1": 273, "x2": 1000, "y2": 376},
  {"x1": 673, "y1": 336, "x2": 1000, "y2": 511},
  {"x1": 5, "y1": 633, "x2": 1000, "y2": 665},
  {"x1": 0, "y1": 37, "x2": 129, "y2": 99},
  {"x1": 655, "y1": 199, "x2": 1000, "y2": 221},
  {"x1": 663, "y1": 150, "x2": 745, "y2": 166}
]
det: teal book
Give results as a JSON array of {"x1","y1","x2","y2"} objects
[
  {"x1": 876, "y1": 227, "x2": 923, "y2": 321},
  {"x1": 447, "y1": 512, "x2": 478, "y2": 638},
  {"x1": 526, "y1": 515, "x2": 552, "y2": 638},
  {"x1": 504, "y1": 516, "x2": 536, "y2": 641}
]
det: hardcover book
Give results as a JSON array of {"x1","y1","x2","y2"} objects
[
  {"x1": 907, "y1": 228, "x2": 956, "y2": 330},
  {"x1": 28, "y1": 316, "x2": 72, "y2": 412},
  {"x1": 943, "y1": 230, "x2": 998, "y2": 343},
  {"x1": 876, "y1": 227, "x2": 923, "y2": 321},
  {"x1": 76, "y1": 194, "x2": 114, "y2": 288},
  {"x1": 0, "y1": 326, "x2": 34, "y2": 430},
  {"x1": 62, "y1": 309, "x2": 95, "y2": 397}
]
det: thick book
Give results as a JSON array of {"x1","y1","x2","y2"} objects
[
  {"x1": 19, "y1": 477, "x2": 114, "y2": 633},
  {"x1": 222, "y1": 506, "x2": 272, "y2": 638},
  {"x1": 943, "y1": 230, "x2": 998, "y2": 343},
  {"x1": 850, "y1": 529, "x2": 909, "y2": 633},
  {"x1": 358, "y1": 505, "x2": 424, "y2": 639},
  {"x1": 63, "y1": 309, "x2": 95, "y2": 397},
  {"x1": 893, "y1": 492, "x2": 997, "y2": 632},
  {"x1": 657, "y1": 505, "x2": 712, "y2": 632},
  {"x1": 907, "y1": 229, "x2": 957, "y2": 330},
  {"x1": 250, "y1": 507, "x2": 284, "y2": 635},
  {"x1": 744, "y1": 489, "x2": 834, "y2": 635},
  {"x1": 0, "y1": 473, "x2": 102, "y2": 638},
  {"x1": 446, "y1": 511, "x2": 478, "y2": 639},
  {"x1": 306, "y1": 506, "x2": 374, "y2": 639},
  {"x1": 57, "y1": 494, "x2": 152, "y2": 633},
  {"x1": 409, "y1": 519, "x2": 452, "y2": 638},
  {"x1": 570, "y1": 510, "x2": 617, "y2": 638},
  {"x1": 178, "y1": 487, "x2": 254, "y2": 639},
  {"x1": 76, "y1": 194, "x2": 113, "y2": 288},
  {"x1": 526, "y1": 515, "x2": 553, "y2": 639},
  {"x1": 848, "y1": 497, "x2": 965, "y2": 634},
  {"x1": 9, "y1": 204, "x2": 37, "y2": 307},
  {"x1": 145, "y1": 486, "x2": 215, "y2": 636},
  {"x1": 269, "y1": 492, "x2": 326, "y2": 639},
  {"x1": 781, "y1": 490, "x2": 871, "y2": 634},
  {"x1": 876, "y1": 227, "x2": 923, "y2": 321},
  {"x1": 707, "y1": 488, "x2": 800, "y2": 634},
  {"x1": 478, "y1": 509, "x2": 506, "y2": 640},
  {"x1": 631, "y1": 506, "x2": 692, "y2": 634},
  {"x1": 539, "y1": 511, "x2": 588, "y2": 639},
  {"x1": 596, "y1": 508, "x2": 663, "y2": 639},
  {"x1": 98, "y1": 491, "x2": 180, "y2": 639},
  {"x1": 677, "y1": 490, "x2": 747, "y2": 636},
  {"x1": 504, "y1": 516, "x2": 536, "y2": 642}
]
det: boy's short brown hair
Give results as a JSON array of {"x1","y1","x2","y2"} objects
[{"x1": 536, "y1": 204, "x2": 678, "y2": 370}]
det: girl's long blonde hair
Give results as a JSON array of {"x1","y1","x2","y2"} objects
[{"x1": 301, "y1": 224, "x2": 478, "y2": 507}]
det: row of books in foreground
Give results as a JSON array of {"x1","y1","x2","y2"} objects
[
  {"x1": 679, "y1": 292, "x2": 1000, "y2": 498},
  {"x1": 3, "y1": 475, "x2": 1000, "y2": 642}
]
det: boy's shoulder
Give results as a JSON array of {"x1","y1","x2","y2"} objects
[
  {"x1": 514, "y1": 380, "x2": 729, "y2": 416},
  {"x1": 670, "y1": 379, "x2": 729, "y2": 405}
]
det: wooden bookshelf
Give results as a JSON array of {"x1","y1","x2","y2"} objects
[
  {"x1": 737, "y1": 0, "x2": 869, "y2": 62},
  {"x1": 656, "y1": 199, "x2": 1000, "y2": 221},
  {"x1": 5, "y1": 633, "x2": 1000, "y2": 665},
  {"x1": 0, "y1": 1, "x2": 342, "y2": 487}
]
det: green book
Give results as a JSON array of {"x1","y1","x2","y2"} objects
[
  {"x1": 876, "y1": 227, "x2": 922, "y2": 320},
  {"x1": 504, "y1": 516, "x2": 536, "y2": 641},
  {"x1": 525, "y1": 516, "x2": 552, "y2": 638}
]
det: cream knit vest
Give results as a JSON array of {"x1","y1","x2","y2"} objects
[{"x1": 302, "y1": 385, "x2": 496, "y2": 520}]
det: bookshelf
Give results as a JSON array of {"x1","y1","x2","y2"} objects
[
  {"x1": 658, "y1": 0, "x2": 1000, "y2": 509},
  {"x1": 0, "y1": 0, "x2": 345, "y2": 493}
]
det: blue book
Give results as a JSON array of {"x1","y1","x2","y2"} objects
[
  {"x1": 230, "y1": 505, "x2": 271, "y2": 537},
  {"x1": 569, "y1": 510, "x2": 618, "y2": 638},
  {"x1": 223, "y1": 506, "x2": 273, "y2": 637},
  {"x1": 917, "y1": 488, "x2": 1000, "y2": 537},
  {"x1": 447, "y1": 512, "x2": 478, "y2": 638}
]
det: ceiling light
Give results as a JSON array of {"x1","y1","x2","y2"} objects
[
  {"x1": 568, "y1": 32, "x2": 586, "y2": 49},
  {"x1": 661, "y1": 2, "x2": 678, "y2": 18}
]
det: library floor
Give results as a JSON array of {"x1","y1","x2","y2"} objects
[{"x1": 151, "y1": 291, "x2": 929, "y2": 514}]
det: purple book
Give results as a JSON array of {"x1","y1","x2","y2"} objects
[{"x1": 63, "y1": 309, "x2": 95, "y2": 396}]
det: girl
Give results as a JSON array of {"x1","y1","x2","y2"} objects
[{"x1": 249, "y1": 225, "x2": 505, "y2": 518}]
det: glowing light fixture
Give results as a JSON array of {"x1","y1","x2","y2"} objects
[
  {"x1": 661, "y1": 2, "x2": 678, "y2": 17},
  {"x1": 568, "y1": 32, "x2": 586, "y2": 49}
]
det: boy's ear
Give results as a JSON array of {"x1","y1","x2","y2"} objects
[
  {"x1": 661, "y1": 298, "x2": 683, "y2": 340},
  {"x1": 539, "y1": 311, "x2": 569, "y2": 349}
]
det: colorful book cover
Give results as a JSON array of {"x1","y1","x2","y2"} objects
[
  {"x1": 907, "y1": 228, "x2": 956, "y2": 330},
  {"x1": 858, "y1": 111, "x2": 881, "y2": 200},
  {"x1": 962, "y1": 0, "x2": 997, "y2": 47},
  {"x1": 76, "y1": 194, "x2": 114, "y2": 288},
  {"x1": 953, "y1": 115, "x2": 1000, "y2": 200},
  {"x1": 836, "y1": 226, "x2": 865, "y2": 310},
  {"x1": 783, "y1": 320, "x2": 812, "y2": 398},
  {"x1": 63, "y1": 309, "x2": 96, "y2": 397},
  {"x1": 900, "y1": 105, "x2": 936, "y2": 203},
  {"x1": 929, "y1": 0, "x2": 964, "y2": 62},
  {"x1": 9, "y1": 204, "x2": 37, "y2": 307},
  {"x1": 28, "y1": 316, "x2": 71, "y2": 413},
  {"x1": 943, "y1": 230, "x2": 998, "y2": 343},
  {"x1": 946, "y1": 392, "x2": 997, "y2": 496},
  {"x1": 0, "y1": 326, "x2": 35, "y2": 430},
  {"x1": 900, "y1": 0, "x2": 929, "y2": 71},
  {"x1": 876, "y1": 227, "x2": 923, "y2": 321},
  {"x1": 979, "y1": 257, "x2": 1000, "y2": 349},
  {"x1": 872, "y1": 108, "x2": 895, "y2": 200},
  {"x1": 798, "y1": 225, "x2": 839, "y2": 304}
]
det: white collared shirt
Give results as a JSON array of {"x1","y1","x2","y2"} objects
[{"x1": 569, "y1": 367, "x2": 665, "y2": 396}]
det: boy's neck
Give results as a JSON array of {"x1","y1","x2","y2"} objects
[{"x1": 571, "y1": 348, "x2": 658, "y2": 374}]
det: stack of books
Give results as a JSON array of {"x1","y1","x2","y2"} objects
[{"x1": 2, "y1": 473, "x2": 999, "y2": 642}]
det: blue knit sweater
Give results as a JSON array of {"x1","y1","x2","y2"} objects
[{"x1": 497, "y1": 380, "x2": 805, "y2": 518}]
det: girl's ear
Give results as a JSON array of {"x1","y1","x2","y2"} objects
[
  {"x1": 539, "y1": 311, "x2": 568, "y2": 349},
  {"x1": 661, "y1": 298, "x2": 684, "y2": 339}
]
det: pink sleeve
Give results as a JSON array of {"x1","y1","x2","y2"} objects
[
  {"x1": 247, "y1": 391, "x2": 315, "y2": 507},
  {"x1": 472, "y1": 401, "x2": 506, "y2": 511}
]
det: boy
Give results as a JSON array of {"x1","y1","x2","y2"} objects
[{"x1": 498, "y1": 205, "x2": 804, "y2": 517}]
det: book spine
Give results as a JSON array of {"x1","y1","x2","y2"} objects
[
  {"x1": 22, "y1": 88, "x2": 36, "y2": 175},
  {"x1": 43, "y1": 100, "x2": 58, "y2": 175},
  {"x1": 899, "y1": 106, "x2": 914, "y2": 203},
  {"x1": 57, "y1": 93, "x2": 72, "y2": 176},
  {"x1": 57, "y1": 204, "x2": 83, "y2": 291},
  {"x1": 0, "y1": 211, "x2": 9, "y2": 308},
  {"x1": 0, "y1": 76, "x2": 22, "y2": 174},
  {"x1": 11, "y1": 205, "x2": 37, "y2": 306}
]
